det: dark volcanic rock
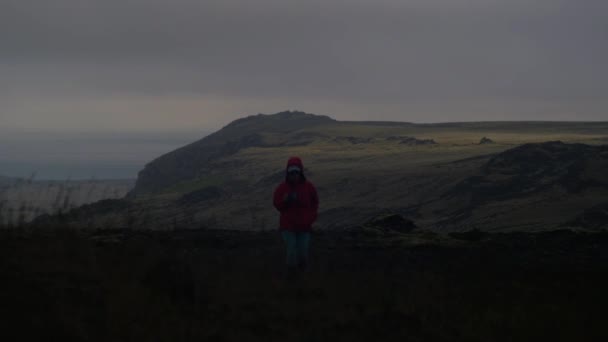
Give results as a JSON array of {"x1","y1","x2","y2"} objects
[
  {"x1": 437, "y1": 141, "x2": 608, "y2": 228},
  {"x1": 570, "y1": 203, "x2": 608, "y2": 230},
  {"x1": 482, "y1": 141, "x2": 608, "y2": 193},
  {"x1": 387, "y1": 136, "x2": 437, "y2": 145},
  {"x1": 446, "y1": 141, "x2": 608, "y2": 204},
  {"x1": 479, "y1": 137, "x2": 495, "y2": 144},
  {"x1": 366, "y1": 213, "x2": 417, "y2": 233},
  {"x1": 333, "y1": 136, "x2": 374, "y2": 144}
]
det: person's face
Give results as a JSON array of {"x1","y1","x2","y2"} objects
[{"x1": 287, "y1": 170, "x2": 301, "y2": 183}]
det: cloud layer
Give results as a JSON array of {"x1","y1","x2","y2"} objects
[{"x1": 2, "y1": 0, "x2": 607, "y2": 131}]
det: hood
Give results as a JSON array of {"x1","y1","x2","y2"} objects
[
  {"x1": 285, "y1": 156, "x2": 306, "y2": 182},
  {"x1": 286, "y1": 156, "x2": 304, "y2": 170}
]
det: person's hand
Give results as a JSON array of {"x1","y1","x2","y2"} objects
[{"x1": 284, "y1": 192, "x2": 298, "y2": 204}]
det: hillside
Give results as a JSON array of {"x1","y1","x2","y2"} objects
[
  {"x1": 131, "y1": 111, "x2": 336, "y2": 195},
  {"x1": 431, "y1": 142, "x2": 608, "y2": 231},
  {"x1": 31, "y1": 111, "x2": 608, "y2": 232}
]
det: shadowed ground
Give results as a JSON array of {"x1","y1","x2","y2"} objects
[{"x1": 1, "y1": 228, "x2": 607, "y2": 341}]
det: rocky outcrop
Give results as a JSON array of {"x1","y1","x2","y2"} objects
[
  {"x1": 479, "y1": 137, "x2": 495, "y2": 144},
  {"x1": 447, "y1": 141, "x2": 608, "y2": 203},
  {"x1": 333, "y1": 136, "x2": 374, "y2": 144},
  {"x1": 387, "y1": 136, "x2": 437, "y2": 145},
  {"x1": 437, "y1": 141, "x2": 608, "y2": 229},
  {"x1": 366, "y1": 213, "x2": 417, "y2": 233},
  {"x1": 569, "y1": 203, "x2": 608, "y2": 230}
]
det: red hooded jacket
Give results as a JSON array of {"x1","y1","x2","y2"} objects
[{"x1": 273, "y1": 157, "x2": 319, "y2": 232}]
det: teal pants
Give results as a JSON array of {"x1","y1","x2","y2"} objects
[{"x1": 281, "y1": 231, "x2": 311, "y2": 268}]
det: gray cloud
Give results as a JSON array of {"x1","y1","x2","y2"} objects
[{"x1": 1, "y1": 0, "x2": 607, "y2": 131}]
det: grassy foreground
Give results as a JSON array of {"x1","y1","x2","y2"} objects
[{"x1": 1, "y1": 227, "x2": 607, "y2": 341}]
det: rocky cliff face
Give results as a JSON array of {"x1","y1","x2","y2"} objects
[{"x1": 129, "y1": 111, "x2": 335, "y2": 196}]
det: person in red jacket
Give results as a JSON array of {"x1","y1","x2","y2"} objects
[{"x1": 273, "y1": 156, "x2": 319, "y2": 276}]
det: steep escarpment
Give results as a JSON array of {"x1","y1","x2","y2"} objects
[{"x1": 130, "y1": 111, "x2": 335, "y2": 196}]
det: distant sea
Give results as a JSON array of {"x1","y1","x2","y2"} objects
[{"x1": 0, "y1": 130, "x2": 209, "y2": 180}]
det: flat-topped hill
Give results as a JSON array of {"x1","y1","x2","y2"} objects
[{"x1": 32, "y1": 111, "x2": 608, "y2": 232}]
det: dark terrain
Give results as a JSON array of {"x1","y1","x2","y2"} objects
[
  {"x1": 1, "y1": 226, "x2": 607, "y2": 342},
  {"x1": 31, "y1": 112, "x2": 608, "y2": 232},
  {"x1": 5, "y1": 112, "x2": 608, "y2": 341}
]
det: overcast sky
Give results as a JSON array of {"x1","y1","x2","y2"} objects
[{"x1": 2, "y1": 0, "x2": 607, "y2": 133}]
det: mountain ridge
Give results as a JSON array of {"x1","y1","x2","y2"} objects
[
  {"x1": 129, "y1": 111, "x2": 336, "y2": 195},
  {"x1": 31, "y1": 111, "x2": 608, "y2": 232},
  {"x1": 130, "y1": 111, "x2": 608, "y2": 197}
]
